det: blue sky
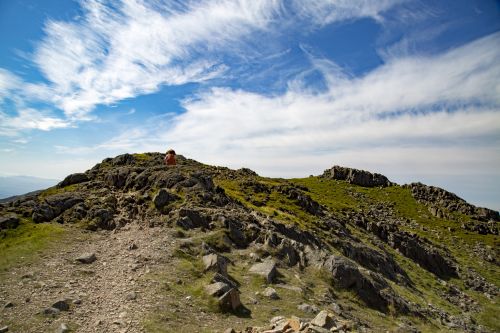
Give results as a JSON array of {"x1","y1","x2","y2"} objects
[{"x1": 0, "y1": 0, "x2": 499, "y2": 210}]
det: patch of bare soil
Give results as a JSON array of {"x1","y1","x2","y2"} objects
[{"x1": 0, "y1": 223, "x2": 177, "y2": 332}]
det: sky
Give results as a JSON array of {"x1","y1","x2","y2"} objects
[{"x1": 0, "y1": 0, "x2": 499, "y2": 210}]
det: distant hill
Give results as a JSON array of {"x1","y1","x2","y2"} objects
[{"x1": 0, "y1": 175, "x2": 59, "y2": 199}]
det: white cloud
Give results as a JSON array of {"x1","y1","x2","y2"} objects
[
  {"x1": 60, "y1": 32, "x2": 500, "y2": 181},
  {"x1": 0, "y1": 69, "x2": 21, "y2": 102},
  {"x1": 0, "y1": 108, "x2": 72, "y2": 136},
  {"x1": 5, "y1": 0, "x2": 408, "y2": 121},
  {"x1": 88, "y1": 32, "x2": 498, "y2": 187},
  {"x1": 32, "y1": 0, "x2": 283, "y2": 118},
  {"x1": 1, "y1": 0, "x2": 410, "y2": 134},
  {"x1": 291, "y1": 0, "x2": 405, "y2": 26}
]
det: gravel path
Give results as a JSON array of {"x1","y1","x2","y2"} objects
[{"x1": 0, "y1": 223, "x2": 175, "y2": 333}]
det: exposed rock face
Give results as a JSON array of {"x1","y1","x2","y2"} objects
[
  {"x1": 153, "y1": 188, "x2": 179, "y2": 210},
  {"x1": 32, "y1": 193, "x2": 83, "y2": 223},
  {"x1": 0, "y1": 214, "x2": 19, "y2": 230},
  {"x1": 352, "y1": 214, "x2": 458, "y2": 279},
  {"x1": 58, "y1": 173, "x2": 89, "y2": 188},
  {"x1": 318, "y1": 255, "x2": 408, "y2": 313},
  {"x1": 105, "y1": 167, "x2": 133, "y2": 189},
  {"x1": 339, "y1": 240, "x2": 409, "y2": 284},
  {"x1": 406, "y1": 182, "x2": 500, "y2": 224},
  {"x1": 177, "y1": 208, "x2": 210, "y2": 229},
  {"x1": 277, "y1": 185, "x2": 324, "y2": 216},
  {"x1": 321, "y1": 166, "x2": 392, "y2": 187}
]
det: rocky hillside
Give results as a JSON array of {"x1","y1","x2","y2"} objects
[{"x1": 0, "y1": 153, "x2": 498, "y2": 333}]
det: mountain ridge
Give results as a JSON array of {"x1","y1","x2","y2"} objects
[
  {"x1": 0, "y1": 175, "x2": 60, "y2": 200},
  {"x1": 0, "y1": 152, "x2": 498, "y2": 332}
]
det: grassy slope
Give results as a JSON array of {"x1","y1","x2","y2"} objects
[
  {"x1": 293, "y1": 177, "x2": 500, "y2": 331},
  {"x1": 212, "y1": 175, "x2": 499, "y2": 332},
  {"x1": 0, "y1": 218, "x2": 67, "y2": 273}
]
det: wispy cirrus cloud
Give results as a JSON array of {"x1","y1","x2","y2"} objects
[
  {"x1": 2, "y1": 0, "x2": 410, "y2": 126},
  {"x1": 291, "y1": 0, "x2": 405, "y2": 26},
  {"x1": 59, "y1": 31, "x2": 500, "y2": 193},
  {"x1": 0, "y1": 69, "x2": 22, "y2": 102},
  {"x1": 31, "y1": 0, "x2": 283, "y2": 118},
  {"x1": 0, "y1": 69, "x2": 70, "y2": 136}
]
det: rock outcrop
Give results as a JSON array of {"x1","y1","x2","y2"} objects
[
  {"x1": 321, "y1": 166, "x2": 392, "y2": 187},
  {"x1": 406, "y1": 182, "x2": 499, "y2": 224},
  {"x1": 0, "y1": 214, "x2": 19, "y2": 230}
]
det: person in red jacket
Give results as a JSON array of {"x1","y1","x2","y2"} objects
[{"x1": 164, "y1": 149, "x2": 176, "y2": 166}]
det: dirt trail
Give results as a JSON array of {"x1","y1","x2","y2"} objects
[{"x1": 0, "y1": 223, "x2": 176, "y2": 333}]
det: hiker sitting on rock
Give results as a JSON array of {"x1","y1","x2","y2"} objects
[{"x1": 164, "y1": 149, "x2": 177, "y2": 166}]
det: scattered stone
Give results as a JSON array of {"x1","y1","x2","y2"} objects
[
  {"x1": 72, "y1": 299, "x2": 82, "y2": 305},
  {"x1": 3, "y1": 302, "x2": 14, "y2": 309},
  {"x1": 330, "y1": 302, "x2": 341, "y2": 314},
  {"x1": 248, "y1": 297, "x2": 259, "y2": 305},
  {"x1": 298, "y1": 303, "x2": 319, "y2": 314},
  {"x1": 249, "y1": 259, "x2": 277, "y2": 283},
  {"x1": 126, "y1": 292, "x2": 137, "y2": 300},
  {"x1": 262, "y1": 287, "x2": 279, "y2": 300},
  {"x1": 0, "y1": 326, "x2": 8, "y2": 333},
  {"x1": 307, "y1": 326, "x2": 330, "y2": 333},
  {"x1": 205, "y1": 282, "x2": 231, "y2": 297},
  {"x1": 75, "y1": 253, "x2": 97, "y2": 264},
  {"x1": 113, "y1": 319, "x2": 125, "y2": 326},
  {"x1": 42, "y1": 307, "x2": 60, "y2": 317},
  {"x1": 310, "y1": 310, "x2": 335, "y2": 329},
  {"x1": 127, "y1": 243, "x2": 138, "y2": 250},
  {"x1": 270, "y1": 316, "x2": 287, "y2": 326},
  {"x1": 218, "y1": 288, "x2": 241, "y2": 311},
  {"x1": 286, "y1": 317, "x2": 302, "y2": 331},
  {"x1": 52, "y1": 300, "x2": 70, "y2": 311},
  {"x1": 212, "y1": 272, "x2": 238, "y2": 289},
  {"x1": 202, "y1": 253, "x2": 229, "y2": 276},
  {"x1": 55, "y1": 323, "x2": 69, "y2": 333},
  {"x1": 224, "y1": 329, "x2": 236, "y2": 333}
]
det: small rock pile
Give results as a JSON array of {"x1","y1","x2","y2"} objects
[{"x1": 225, "y1": 310, "x2": 353, "y2": 333}]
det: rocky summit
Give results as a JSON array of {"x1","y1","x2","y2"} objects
[{"x1": 0, "y1": 153, "x2": 498, "y2": 333}]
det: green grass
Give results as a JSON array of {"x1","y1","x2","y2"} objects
[
  {"x1": 215, "y1": 177, "x2": 320, "y2": 229},
  {"x1": 290, "y1": 177, "x2": 360, "y2": 211},
  {"x1": 39, "y1": 184, "x2": 78, "y2": 199},
  {"x1": 133, "y1": 153, "x2": 152, "y2": 161},
  {"x1": 0, "y1": 219, "x2": 66, "y2": 272}
]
